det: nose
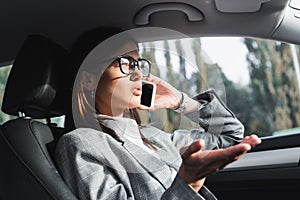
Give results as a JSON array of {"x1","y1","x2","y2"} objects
[{"x1": 130, "y1": 66, "x2": 143, "y2": 81}]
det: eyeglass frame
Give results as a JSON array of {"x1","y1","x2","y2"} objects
[{"x1": 115, "y1": 55, "x2": 151, "y2": 77}]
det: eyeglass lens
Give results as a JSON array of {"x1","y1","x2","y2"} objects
[{"x1": 119, "y1": 56, "x2": 150, "y2": 76}]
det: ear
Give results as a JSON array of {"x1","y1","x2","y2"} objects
[{"x1": 80, "y1": 70, "x2": 97, "y2": 91}]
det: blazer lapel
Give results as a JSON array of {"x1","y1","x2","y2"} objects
[
  {"x1": 97, "y1": 115, "x2": 176, "y2": 189},
  {"x1": 123, "y1": 139, "x2": 174, "y2": 189}
]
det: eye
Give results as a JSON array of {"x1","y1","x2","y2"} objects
[
  {"x1": 119, "y1": 57, "x2": 132, "y2": 74},
  {"x1": 120, "y1": 58, "x2": 130, "y2": 66}
]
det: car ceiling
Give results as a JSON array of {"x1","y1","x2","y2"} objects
[{"x1": 0, "y1": 0, "x2": 298, "y2": 66}]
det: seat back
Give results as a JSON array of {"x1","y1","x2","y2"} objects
[{"x1": 0, "y1": 35, "x2": 77, "y2": 200}]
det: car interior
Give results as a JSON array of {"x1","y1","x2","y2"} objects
[
  {"x1": 1, "y1": 0, "x2": 300, "y2": 199},
  {"x1": 0, "y1": 35, "x2": 76, "y2": 199}
]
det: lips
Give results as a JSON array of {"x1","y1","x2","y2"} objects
[{"x1": 131, "y1": 85, "x2": 142, "y2": 96}]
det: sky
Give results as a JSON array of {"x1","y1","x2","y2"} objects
[
  {"x1": 141, "y1": 37, "x2": 251, "y2": 87},
  {"x1": 201, "y1": 37, "x2": 250, "y2": 86}
]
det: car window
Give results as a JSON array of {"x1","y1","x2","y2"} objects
[
  {"x1": 0, "y1": 65, "x2": 15, "y2": 123},
  {"x1": 138, "y1": 37, "x2": 300, "y2": 138},
  {"x1": 0, "y1": 64, "x2": 65, "y2": 127},
  {"x1": 1, "y1": 37, "x2": 299, "y2": 135}
]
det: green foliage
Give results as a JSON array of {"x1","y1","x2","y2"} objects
[
  {"x1": 138, "y1": 37, "x2": 300, "y2": 137},
  {"x1": 244, "y1": 39, "x2": 300, "y2": 136},
  {"x1": 0, "y1": 65, "x2": 15, "y2": 123}
]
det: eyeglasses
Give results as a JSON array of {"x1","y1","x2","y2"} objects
[{"x1": 116, "y1": 55, "x2": 151, "y2": 77}]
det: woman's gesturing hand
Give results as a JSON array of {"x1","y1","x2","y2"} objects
[{"x1": 178, "y1": 135, "x2": 261, "y2": 191}]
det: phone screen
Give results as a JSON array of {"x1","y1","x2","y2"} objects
[{"x1": 141, "y1": 81, "x2": 155, "y2": 107}]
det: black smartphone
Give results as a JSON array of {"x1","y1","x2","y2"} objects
[{"x1": 140, "y1": 81, "x2": 156, "y2": 108}]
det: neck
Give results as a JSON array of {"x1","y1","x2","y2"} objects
[
  {"x1": 97, "y1": 103, "x2": 124, "y2": 117},
  {"x1": 99, "y1": 107, "x2": 124, "y2": 117},
  {"x1": 96, "y1": 94, "x2": 125, "y2": 117}
]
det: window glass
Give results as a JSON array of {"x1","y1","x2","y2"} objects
[
  {"x1": 0, "y1": 65, "x2": 15, "y2": 123},
  {"x1": 138, "y1": 37, "x2": 300, "y2": 137}
]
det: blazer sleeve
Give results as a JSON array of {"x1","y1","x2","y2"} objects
[
  {"x1": 55, "y1": 131, "x2": 134, "y2": 200},
  {"x1": 55, "y1": 129, "x2": 216, "y2": 200},
  {"x1": 172, "y1": 89, "x2": 245, "y2": 150},
  {"x1": 162, "y1": 175, "x2": 217, "y2": 200}
]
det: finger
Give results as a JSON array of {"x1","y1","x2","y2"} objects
[
  {"x1": 223, "y1": 143, "x2": 251, "y2": 161},
  {"x1": 248, "y1": 135, "x2": 261, "y2": 147},
  {"x1": 181, "y1": 140, "x2": 205, "y2": 160},
  {"x1": 143, "y1": 75, "x2": 159, "y2": 84},
  {"x1": 242, "y1": 136, "x2": 250, "y2": 141},
  {"x1": 137, "y1": 105, "x2": 152, "y2": 111},
  {"x1": 241, "y1": 134, "x2": 261, "y2": 147},
  {"x1": 249, "y1": 134, "x2": 261, "y2": 143}
]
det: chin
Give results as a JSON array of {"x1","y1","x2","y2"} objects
[
  {"x1": 128, "y1": 97, "x2": 141, "y2": 109},
  {"x1": 128, "y1": 103, "x2": 140, "y2": 109}
]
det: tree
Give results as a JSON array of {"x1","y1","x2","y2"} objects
[
  {"x1": 0, "y1": 65, "x2": 15, "y2": 123},
  {"x1": 244, "y1": 39, "x2": 300, "y2": 135},
  {"x1": 192, "y1": 38, "x2": 207, "y2": 93}
]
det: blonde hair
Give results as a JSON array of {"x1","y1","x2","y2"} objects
[
  {"x1": 75, "y1": 83, "x2": 157, "y2": 150},
  {"x1": 71, "y1": 27, "x2": 156, "y2": 150}
]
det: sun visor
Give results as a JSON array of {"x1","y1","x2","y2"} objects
[
  {"x1": 214, "y1": 0, "x2": 271, "y2": 13},
  {"x1": 271, "y1": 1, "x2": 300, "y2": 44}
]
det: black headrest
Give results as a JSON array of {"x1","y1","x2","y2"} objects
[{"x1": 2, "y1": 35, "x2": 68, "y2": 118}]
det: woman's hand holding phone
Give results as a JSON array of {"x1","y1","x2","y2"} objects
[
  {"x1": 139, "y1": 75, "x2": 202, "y2": 113},
  {"x1": 138, "y1": 75, "x2": 182, "y2": 111}
]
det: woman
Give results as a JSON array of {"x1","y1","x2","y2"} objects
[{"x1": 55, "y1": 27, "x2": 261, "y2": 200}]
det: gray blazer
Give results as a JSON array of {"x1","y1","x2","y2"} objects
[{"x1": 55, "y1": 90, "x2": 244, "y2": 200}]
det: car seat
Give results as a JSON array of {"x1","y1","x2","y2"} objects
[{"x1": 0, "y1": 35, "x2": 77, "y2": 200}]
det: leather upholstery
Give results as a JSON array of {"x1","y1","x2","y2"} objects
[
  {"x1": 0, "y1": 35, "x2": 77, "y2": 200},
  {"x1": 1, "y1": 34, "x2": 69, "y2": 118},
  {"x1": 0, "y1": 119, "x2": 76, "y2": 200}
]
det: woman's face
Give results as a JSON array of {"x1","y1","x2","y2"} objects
[{"x1": 95, "y1": 50, "x2": 143, "y2": 116}]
